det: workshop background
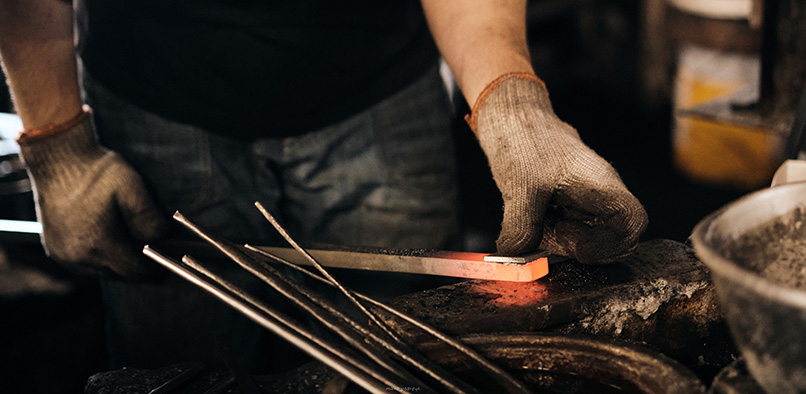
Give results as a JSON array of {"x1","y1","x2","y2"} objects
[{"x1": 0, "y1": 0, "x2": 790, "y2": 393}]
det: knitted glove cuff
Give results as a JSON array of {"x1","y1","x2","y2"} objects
[
  {"x1": 464, "y1": 73, "x2": 546, "y2": 133},
  {"x1": 18, "y1": 108, "x2": 104, "y2": 172},
  {"x1": 17, "y1": 105, "x2": 92, "y2": 143}
]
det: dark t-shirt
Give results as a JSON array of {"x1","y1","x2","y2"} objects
[{"x1": 76, "y1": 0, "x2": 439, "y2": 139}]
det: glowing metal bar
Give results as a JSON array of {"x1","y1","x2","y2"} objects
[{"x1": 251, "y1": 247, "x2": 550, "y2": 283}]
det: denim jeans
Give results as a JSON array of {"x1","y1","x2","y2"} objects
[{"x1": 82, "y1": 66, "x2": 460, "y2": 369}]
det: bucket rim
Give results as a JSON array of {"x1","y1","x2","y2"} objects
[{"x1": 691, "y1": 182, "x2": 806, "y2": 308}]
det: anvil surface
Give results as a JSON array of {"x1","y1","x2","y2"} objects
[{"x1": 383, "y1": 239, "x2": 734, "y2": 380}]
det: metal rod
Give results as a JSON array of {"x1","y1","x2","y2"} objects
[
  {"x1": 250, "y1": 203, "x2": 482, "y2": 394},
  {"x1": 245, "y1": 244, "x2": 534, "y2": 394},
  {"x1": 168, "y1": 210, "x2": 524, "y2": 393},
  {"x1": 171, "y1": 213, "x2": 425, "y2": 385},
  {"x1": 226, "y1": 250, "x2": 478, "y2": 394},
  {"x1": 253, "y1": 201, "x2": 402, "y2": 344},
  {"x1": 142, "y1": 246, "x2": 392, "y2": 394},
  {"x1": 181, "y1": 254, "x2": 424, "y2": 392},
  {"x1": 172, "y1": 212, "x2": 468, "y2": 393}
]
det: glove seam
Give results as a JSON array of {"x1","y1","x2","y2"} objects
[{"x1": 464, "y1": 73, "x2": 546, "y2": 133}]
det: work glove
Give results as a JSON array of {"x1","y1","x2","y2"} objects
[
  {"x1": 467, "y1": 73, "x2": 648, "y2": 264},
  {"x1": 17, "y1": 106, "x2": 167, "y2": 277}
]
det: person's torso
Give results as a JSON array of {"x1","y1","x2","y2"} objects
[{"x1": 76, "y1": 0, "x2": 439, "y2": 138}]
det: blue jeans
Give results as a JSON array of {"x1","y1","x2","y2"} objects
[{"x1": 83, "y1": 66, "x2": 460, "y2": 369}]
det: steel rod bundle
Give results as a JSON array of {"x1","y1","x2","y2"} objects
[{"x1": 143, "y1": 202, "x2": 533, "y2": 394}]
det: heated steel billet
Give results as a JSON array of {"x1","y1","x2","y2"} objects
[
  {"x1": 181, "y1": 255, "x2": 428, "y2": 393},
  {"x1": 245, "y1": 244, "x2": 534, "y2": 394},
  {"x1": 253, "y1": 201, "x2": 401, "y2": 344},
  {"x1": 142, "y1": 246, "x2": 396, "y2": 394},
  {"x1": 173, "y1": 213, "x2": 475, "y2": 394}
]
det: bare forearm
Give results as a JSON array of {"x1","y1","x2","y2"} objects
[
  {"x1": 0, "y1": 0, "x2": 82, "y2": 130},
  {"x1": 421, "y1": 0, "x2": 534, "y2": 105}
]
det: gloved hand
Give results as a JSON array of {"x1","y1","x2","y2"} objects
[
  {"x1": 467, "y1": 73, "x2": 648, "y2": 264},
  {"x1": 17, "y1": 106, "x2": 167, "y2": 277}
]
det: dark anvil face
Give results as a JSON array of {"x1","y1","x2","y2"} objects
[{"x1": 386, "y1": 239, "x2": 736, "y2": 382}]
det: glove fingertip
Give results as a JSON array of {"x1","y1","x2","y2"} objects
[{"x1": 495, "y1": 227, "x2": 543, "y2": 257}]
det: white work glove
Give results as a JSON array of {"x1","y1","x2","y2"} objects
[
  {"x1": 467, "y1": 73, "x2": 648, "y2": 264},
  {"x1": 17, "y1": 106, "x2": 167, "y2": 277}
]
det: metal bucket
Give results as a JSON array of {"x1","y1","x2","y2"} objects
[{"x1": 691, "y1": 182, "x2": 806, "y2": 394}]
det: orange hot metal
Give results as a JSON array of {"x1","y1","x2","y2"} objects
[
  {"x1": 254, "y1": 247, "x2": 550, "y2": 282},
  {"x1": 466, "y1": 280, "x2": 549, "y2": 307}
]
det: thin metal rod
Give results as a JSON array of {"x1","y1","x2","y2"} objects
[
  {"x1": 229, "y1": 248, "x2": 477, "y2": 394},
  {"x1": 171, "y1": 213, "x2": 431, "y2": 391},
  {"x1": 253, "y1": 201, "x2": 402, "y2": 344},
  {"x1": 142, "y1": 246, "x2": 391, "y2": 394},
  {"x1": 180, "y1": 255, "x2": 412, "y2": 393},
  {"x1": 173, "y1": 213, "x2": 475, "y2": 394},
  {"x1": 245, "y1": 244, "x2": 534, "y2": 394},
  {"x1": 249, "y1": 204, "x2": 482, "y2": 394}
]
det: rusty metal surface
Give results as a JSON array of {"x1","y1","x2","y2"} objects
[
  {"x1": 385, "y1": 240, "x2": 735, "y2": 380},
  {"x1": 86, "y1": 333, "x2": 709, "y2": 394},
  {"x1": 387, "y1": 240, "x2": 709, "y2": 333},
  {"x1": 419, "y1": 333, "x2": 707, "y2": 394}
]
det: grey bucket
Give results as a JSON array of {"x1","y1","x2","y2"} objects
[{"x1": 691, "y1": 182, "x2": 806, "y2": 394}]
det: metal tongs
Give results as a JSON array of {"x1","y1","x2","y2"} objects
[{"x1": 143, "y1": 201, "x2": 533, "y2": 394}]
